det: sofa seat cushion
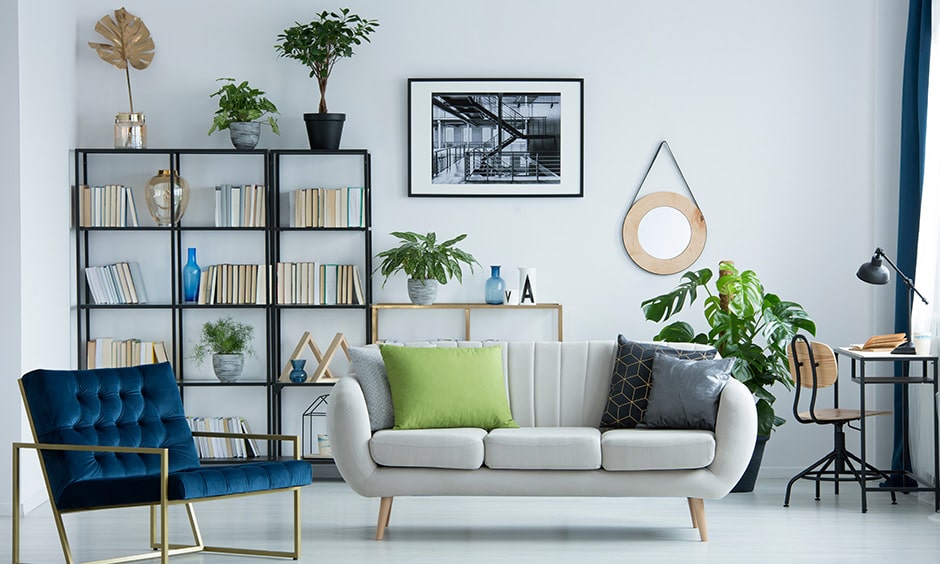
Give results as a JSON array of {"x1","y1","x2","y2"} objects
[
  {"x1": 484, "y1": 427, "x2": 601, "y2": 470},
  {"x1": 370, "y1": 428, "x2": 487, "y2": 469},
  {"x1": 601, "y1": 429, "x2": 715, "y2": 471},
  {"x1": 56, "y1": 461, "x2": 313, "y2": 511}
]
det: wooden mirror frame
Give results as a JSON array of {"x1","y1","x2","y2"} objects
[{"x1": 622, "y1": 191, "x2": 707, "y2": 275}]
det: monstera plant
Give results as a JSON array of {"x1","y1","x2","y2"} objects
[{"x1": 88, "y1": 7, "x2": 155, "y2": 113}]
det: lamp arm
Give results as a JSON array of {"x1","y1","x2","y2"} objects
[{"x1": 876, "y1": 248, "x2": 929, "y2": 305}]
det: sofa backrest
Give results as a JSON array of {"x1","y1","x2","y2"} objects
[{"x1": 19, "y1": 362, "x2": 201, "y2": 506}]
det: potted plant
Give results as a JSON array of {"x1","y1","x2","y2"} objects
[
  {"x1": 275, "y1": 8, "x2": 379, "y2": 149},
  {"x1": 191, "y1": 316, "x2": 256, "y2": 382},
  {"x1": 208, "y1": 78, "x2": 280, "y2": 150},
  {"x1": 375, "y1": 231, "x2": 480, "y2": 305},
  {"x1": 640, "y1": 260, "x2": 816, "y2": 491}
]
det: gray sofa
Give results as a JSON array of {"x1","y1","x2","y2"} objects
[{"x1": 327, "y1": 340, "x2": 757, "y2": 541}]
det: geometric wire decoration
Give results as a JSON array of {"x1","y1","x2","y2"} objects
[{"x1": 302, "y1": 394, "x2": 331, "y2": 459}]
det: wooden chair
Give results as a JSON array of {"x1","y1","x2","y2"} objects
[
  {"x1": 783, "y1": 335, "x2": 895, "y2": 507},
  {"x1": 13, "y1": 363, "x2": 312, "y2": 563}
]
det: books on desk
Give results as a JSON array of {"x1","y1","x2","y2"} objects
[{"x1": 849, "y1": 333, "x2": 907, "y2": 352}]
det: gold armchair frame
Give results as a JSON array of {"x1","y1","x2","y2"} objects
[{"x1": 13, "y1": 400, "x2": 304, "y2": 564}]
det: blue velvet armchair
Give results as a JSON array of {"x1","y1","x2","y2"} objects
[{"x1": 12, "y1": 362, "x2": 312, "y2": 563}]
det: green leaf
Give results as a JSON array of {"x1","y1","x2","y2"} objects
[{"x1": 640, "y1": 269, "x2": 713, "y2": 322}]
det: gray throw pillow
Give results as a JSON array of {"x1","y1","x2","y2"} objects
[
  {"x1": 638, "y1": 352, "x2": 734, "y2": 431},
  {"x1": 348, "y1": 346, "x2": 394, "y2": 431}
]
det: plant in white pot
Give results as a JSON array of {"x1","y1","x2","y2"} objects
[
  {"x1": 191, "y1": 317, "x2": 256, "y2": 382},
  {"x1": 375, "y1": 231, "x2": 479, "y2": 305},
  {"x1": 208, "y1": 78, "x2": 280, "y2": 150},
  {"x1": 274, "y1": 8, "x2": 379, "y2": 149}
]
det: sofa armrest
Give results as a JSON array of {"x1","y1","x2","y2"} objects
[
  {"x1": 708, "y1": 378, "x2": 758, "y2": 492},
  {"x1": 326, "y1": 376, "x2": 379, "y2": 494}
]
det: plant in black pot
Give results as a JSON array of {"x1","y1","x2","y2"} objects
[
  {"x1": 208, "y1": 78, "x2": 280, "y2": 150},
  {"x1": 375, "y1": 231, "x2": 479, "y2": 305},
  {"x1": 640, "y1": 260, "x2": 816, "y2": 492},
  {"x1": 191, "y1": 316, "x2": 256, "y2": 382},
  {"x1": 275, "y1": 8, "x2": 379, "y2": 150}
]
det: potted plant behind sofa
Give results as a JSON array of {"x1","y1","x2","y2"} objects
[
  {"x1": 640, "y1": 260, "x2": 816, "y2": 491},
  {"x1": 191, "y1": 316, "x2": 256, "y2": 382},
  {"x1": 274, "y1": 8, "x2": 379, "y2": 149},
  {"x1": 208, "y1": 78, "x2": 280, "y2": 150},
  {"x1": 375, "y1": 231, "x2": 480, "y2": 305}
]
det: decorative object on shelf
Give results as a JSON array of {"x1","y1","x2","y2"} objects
[
  {"x1": 302, "y1": 394, "x2": 331, "y2": 458},
  {"x1": 275, "y1": 8, "x2": 379, "y2": 150},
  {"x1": 408, "y1": 78, "x2": 584, "y2": 197},
  {"x1": 640, "y1": 260, "x2": 816, "y2": 491},
  {"x1": 375, "y1": 231, "x2": 479, "y2": 305},
  {"x1": 289, "y1": 359, "x2": 308, "y2": 383},
  {"x1": 485, "y1": 265, "x2": 506, "y2": 305},
  {"x1": 622, "y1": 140, "x2": 707, "y2": 275},
  {"x1": 144, "y1": 169, "x2": 190, "y2": 226},
  {"x1": 183, "y1": 247, "x2": 201, "y2": 302},
  {"x1": 518, "y1": 267, "x2": 537, "y2": 305},
  {"x1": 87, "y1": 7, "x2": 154, "y2": 149},
  {"x1": 208, "y1": 78, "x2": 280, "y2": 150},
  {"x1": 856, "y1": 247, "x2": 929, "y2": 355},
  {"x1": 504, "y1": 288, "x2": 519, "y2": 306},
  {"x1": 191, "y1": 316, "x2": 256, "y2": 382},
  {"x1": 278, "y1": 331, "x2": 351, "y2": 383}
]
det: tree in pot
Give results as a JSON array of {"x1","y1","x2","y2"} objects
[
  {"x1": 640, "y1": 260, "x2": 816, "y2": 491},
  {"x1": 208, "y1": 78, "x2": 280, "y2": 150},
  {"x1": 375, "y1": 231, "x2": 479, "y2": 305},
  {"x1": 275, "y1": 8, "x2": 379, "y2": 150},
  {"x1": 191, "y1": 317, "x2": 256, "y2": 382}
]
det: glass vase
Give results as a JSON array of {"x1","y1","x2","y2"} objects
[
  {"x1": 289, "y1": 359, "x2": 308, "y2": 383},
  {"x1": 145, "y1": 169, "x2": 190, "y2": 226},
  {"x1": 114, "y1": 112, "x2": 146, "y2": 149},
  {"x1": 183, "y1": 247, "x2": 200, "y2": 302},
  {"x1": 485, "y1": 265, "x2": 506, "y2": 305}
]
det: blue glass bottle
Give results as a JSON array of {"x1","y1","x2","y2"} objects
[
  {"x1": 289, "y1": 359, "x2": 307, "y2": 383},
  {"x1": 485, "y1": 265, "x2": 506, "y2": 305},
  {"x1": 183, "y1": 247, "x2": 201, "y2": 302}
]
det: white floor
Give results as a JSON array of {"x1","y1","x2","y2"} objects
[{"x1": 7, "y1": 478, "x2": 940, "y2": 563}]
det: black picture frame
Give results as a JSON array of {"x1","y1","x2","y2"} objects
[{"x1": 408, "y1": 78, "x2": 584, "y2": 197}]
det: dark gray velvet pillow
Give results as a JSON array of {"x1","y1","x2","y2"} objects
[{"x1": 638, "y1": 352, "x2": 734, "y2": 431}]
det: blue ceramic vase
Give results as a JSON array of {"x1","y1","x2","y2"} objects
[
  {"x1": 485, "y1": 265, "x2": 506, "y2": 305},
  {"x1": 183, "y1": 247, "x2": 200, "y2": 302},
  {"x1": 289, "y1": 359, "x2": 307, "y2": 383}
]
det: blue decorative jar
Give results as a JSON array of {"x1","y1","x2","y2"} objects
[
  {"x1": 289, "y1": 359, "x2": 307, "y2": 383},
  {"x1": 485, "y1": 265, "x2": 506, "y2": 305},
  {"x1": 183, "y1": 247, "x2": 200, "y2": 302}
]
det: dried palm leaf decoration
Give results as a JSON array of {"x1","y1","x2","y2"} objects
[{"x1": 88, "y1": 7, "x2": 154, "y2": 113}]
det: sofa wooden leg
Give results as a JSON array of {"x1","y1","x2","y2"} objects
[
  {"x1": 376, "y1": 497, "x2": 393, "y2": 540},
  {"x1": 687, "y1": 498, "x2": 708, "y2": 542}
]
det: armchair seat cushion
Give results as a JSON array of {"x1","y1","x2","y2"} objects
[{"x1": 56, "y1": 460, "x2": 312, "y2": 511}]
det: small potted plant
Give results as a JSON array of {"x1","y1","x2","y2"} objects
[
  {"x1": 208, "y1": 78, "x2": 280, "y2": 150},
  {"x1": 275, "y1": 8, "x2": 379, "y2": 149},
  {"x1": 375, "y1": 231, "x2": 480, "y2": 305},
  {"x1": 191, "y1": 316, "x2": 256, "y2": 382}
]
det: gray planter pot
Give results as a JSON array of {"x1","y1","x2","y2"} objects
[
  {"x1": 407, "y1": 279, "x2": 439, "y2": 305},
  {"x1": 212, "y1": 353, "x2": 244, "y2": 382},
  {"x1": 229, "y1": 122, "x2": 261, "y2": 150}
]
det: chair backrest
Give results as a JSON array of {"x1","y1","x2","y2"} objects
[
  {"x1": 19, "y1": 363, "x2": 200, "y2": 507},
  {"x1": 787, "y1": 337, "x2": 838, "y2": 389}
]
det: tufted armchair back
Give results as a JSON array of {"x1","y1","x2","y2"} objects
[{"x1": 20, "y1": 362, "x2": 200, "y2": 508}]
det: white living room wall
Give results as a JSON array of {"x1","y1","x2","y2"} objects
[{"x1": 3, "y1": 0, "x2": 908, "y2": 508}]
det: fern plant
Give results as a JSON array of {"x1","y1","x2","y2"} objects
[
  {"x1": 191, "y1": 317, "x2": 256, "y2": 364},
  {"x1": 375, "y1": 231, "x2": 479, "y2": 286}
]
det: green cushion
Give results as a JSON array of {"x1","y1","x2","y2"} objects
[{"x1": 379, "y1": 345, "x2": 519, "y2": 430}]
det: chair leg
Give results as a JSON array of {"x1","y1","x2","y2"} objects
[
  {"x1": 687, "y1": 498, "x2": 708, "y2": 542},
  {"x1": 376, "y1": 497, "x2": 393, "y2": 540},
  {"x1": 686, "y1": 497, "x2": 698, "y2": 529},
  {"x1": 784, "y1": 450, "x2": 838, "y2": 506}
]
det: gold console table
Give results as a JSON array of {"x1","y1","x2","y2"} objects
[{"x1": 370, "y1": 303, "x2": 564, "y2": 343}]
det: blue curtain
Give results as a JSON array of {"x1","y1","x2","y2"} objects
[{"x1": 893, "y1": 0, "x2": 931, "y2": 483}]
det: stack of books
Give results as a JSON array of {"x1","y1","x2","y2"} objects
[
  {"x1": 79, "y1": 184, "x2": 139, "y2": 227},
  {"x1": 276, "y1": 262, "x2": 365, "y2": 305},
  {"x1": 196, "y1": 263, "x2": 269, "y2": 305},
  {"x1": 290, "y1": 187, "x2": 364, "y2": 228},
  {"x1": 84, "y1": 261, "x2": 148, "y2": 304},
  {"x1": 86, "y1": 338, "x2": 168, "y2": 369},
  {"x1": 215, "y1": 184, "x2": 266, "y2": 227},
  {"x1": 185, "y1": 416, "x2": 260, "y2": 459}
]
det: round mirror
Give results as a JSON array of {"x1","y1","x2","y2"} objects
[{"x1": 622, "y1": 191, "x2": 707, "y2": 275}]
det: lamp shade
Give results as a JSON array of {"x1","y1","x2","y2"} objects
[{"x1": 857, "y1": 256, "x2": 891, "y2": 285}]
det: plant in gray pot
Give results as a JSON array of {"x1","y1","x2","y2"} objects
[
  {"x1": 191, "y1": 316, "x2": 256, "y2": 382},
  {"x1": 275, "y1": 8, "x2": 378, "y2": 150},
  {"x1": 376, "y1": 231, "x2": 479, "y2": 305},
  {"x1": 208, "y1": 78, "x2": 280, "y2": 150}
]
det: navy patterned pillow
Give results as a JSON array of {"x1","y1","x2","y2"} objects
[{"x1": 599, "y1": 335, "x2": 717, "y2": 429}]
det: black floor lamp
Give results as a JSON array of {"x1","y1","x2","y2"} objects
[{"x1": 856, "y1": 247, "x2": 929, "y2": 354}]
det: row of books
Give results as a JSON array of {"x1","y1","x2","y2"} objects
[
  {"x1": 215, "y1": 184, "x2": 266, "y2": 227},
  {"x1": 289, "y1": 187, "x2": 364, "y2": 228},
  {"x1": 276, "y1": 262, "x2": 365, "y2": 305},
  {"x1": 85, "y1": 261, "x2": 149, "y2": 304},
  {"x1": 197, "y1": 263, "x2": 268, "y2": 305},
  {"x1": 79, "y1": 184, "x2": 139, "y2": 227},
  {"x1": 185, "y1": 416, "x2": 260, "y2": 459},
  {"x1": 86, "y1": 338, "x2": 169, "y2": 369}
]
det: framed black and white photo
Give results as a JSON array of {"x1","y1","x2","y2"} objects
[{"x1": 408, "y1": 78, "x2": 583, "y2": 197}]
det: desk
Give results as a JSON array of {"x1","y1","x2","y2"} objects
[
  {"x1": 834, "y1": 347, "x2": 939, "y2": 512},
  {"x1": 370, "y1": 303, "x2": 563, "y2": 343}
]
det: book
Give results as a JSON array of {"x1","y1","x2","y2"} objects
[
  {"x1": 239, "y1": 418, "x2": 260, "y2": 457},
  {"x1": 127, "y1": 261, "x2": 149, "y2": 304},
  {"x1": 850, "y1": 333, "x2": 907, "y2": 351},
  {"x1": 153, "y1": 341, "x2": 169, "y2": 364},
  {"x1": 125, "y1": 187, "x2": 139, "y2": 227}
]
